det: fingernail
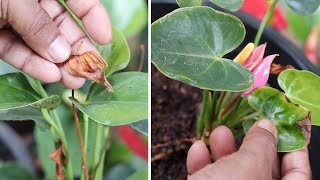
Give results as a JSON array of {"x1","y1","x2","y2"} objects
[
  {"x1": 257, "y1": 120, "x2": 277, "y2": 138},
  {"x1": 48, "y1": 36, "x2": 71, "y2": 63}
]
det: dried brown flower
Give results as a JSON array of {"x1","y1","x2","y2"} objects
[
  {"x1": 50, "y1": 141, "x2": 66, "y2": 180},
  {"x1": 64, "y1": 51, "x2": 113, "y2": 91}
]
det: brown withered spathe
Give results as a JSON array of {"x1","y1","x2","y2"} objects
[{"x1": 64, "y1": 51, "x2": 113, "y2": 91}]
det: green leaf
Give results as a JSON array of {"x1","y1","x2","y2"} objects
[
  {"x1": 151, "y1": 7, "x2": 253, "y2": 91},
  {"x1": 177, "y1": 0, "x2": 202, "y2": 7},
  {"x1": 101, "y1": 0, "x2": 147, "y2": 37},
  {"x1": 0, "y1": 73, "x2": 41, "y2": 110},
  {"x1": 285, "y1": 0, "x2": 320, "y2": 16},
  {"x1": 242, "y1": 119, "x2": 257, "y2": 133},
  {"x1": 286, "y1": 7, "x2": 320, "y2": 43},
  {"x1": 0, "y1": 73, "x2": 61, "y2": 110},
  {"x1": 96, "y1": 28, "x2": 130, "y2": 77},
  {"x1": 130, "y1": 119, "x2": 148, "y2": 136},
  {"x1": 70, "y1": 72, "x2": 148, "y2": 126},
  {"x1": 278, "y1": 69, "x2": 320, "y2": 125},
  {"x1": 31, "y1": 95, "x2": 61, "y2": 110},
  {"x1": 35, "y1": 127, "x2": 56, "y2": 180},
  {"x1": 127, "y1": 168, "x2": 148, "y2": 180},
  {"x1": 248, "y1": 87, "x2": 310, "y2": 152},
  {"x1": 0, "y1": 163, "x2": 33, "y2": 180},
  {"x1": 0, "y1": 106, "x2": 49, "y2": 130},
  {"x1": 208, "y1": 0, "x2": 244, "y2": 11}
]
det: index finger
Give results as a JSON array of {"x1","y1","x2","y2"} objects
[{"x1": 66, "y1": 0, "x2": 112, "y2": 45}]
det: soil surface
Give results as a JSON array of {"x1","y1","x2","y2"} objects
[{"x1": 151, "y1": 65, "x2": 201, "y2": 179}]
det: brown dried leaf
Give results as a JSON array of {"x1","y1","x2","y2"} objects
[
  {"x1": 270, "y1": 63, "x2": 295, "y2": 77},
  {"x1": 64, "y1": 51, "x2": 113, "y2": 91},
  {"x1": 50, "y1": 141, "x2": 66, "y2": 180},
  {"x1": 298, "y1": 113, "x2": 312, "y2": 144}
]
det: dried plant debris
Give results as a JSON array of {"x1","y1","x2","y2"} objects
[
  {"x1": 298, "y1": 112, "x2": 312, "y2": 143},
  {"x1": 270, "y1": 64, "x2": 295, "y2": 76},
  {"x1": 50, "y1": 142, "x2": 66, "y2": 180},
  {"x1": 64, "y1": 51, "x2": 113, "y2": 91}
]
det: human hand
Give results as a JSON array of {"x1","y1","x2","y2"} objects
[
  {"x1": 187, "y1": 120, "x2": 312, "y2": 180},
  {"x1": 0, "y1": 0, "x2": 111, "y2": 89}
]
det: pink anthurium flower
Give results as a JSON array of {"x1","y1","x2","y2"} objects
[
  {"x1": 242, "y1": 54, "x2": 278, "y2": 96},
  {"x1": 234, "y1": 43, "x2": 278, "y2": 96}
]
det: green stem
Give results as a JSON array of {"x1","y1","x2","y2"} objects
[
  {"x1": 80, "y1": 114, "x2": 89, "y2": 180},
  {"x1": 254, "y1": 0, "x2": 278, "y2": 46},
  {"x1": 35, "y1": 80, "x2": 48, "y2": 98},
  {"x1": 92, "y1": 124, "x2": 103, "y2": 171},
  {"x1": 196, "y1": 90, "x2": 209, "y2": 138},
  {"x1": 93, "y1": 127, "x2": 109, "y2": 180},
  {"x1": 41, "y1": 109, "x2": 73, "y2": 179},
  {"x1": 35, "y1": 80, "x2": 73, "y2": 178}
]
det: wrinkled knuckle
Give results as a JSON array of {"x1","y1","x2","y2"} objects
[
  {"x1": 19, "y1": 53, "x2": 33, "y2": 71},
  {"x1": 23, "y1": 8, "x2": 51, "y2": 38},
  {"x1": 0, "y1": 35, "x2": 15, "y2": 58},
  {"x1": 0, "y1": 0, "x2": 9, "y2": 20}
]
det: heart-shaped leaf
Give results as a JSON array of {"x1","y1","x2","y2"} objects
[
  {"x1": 70, "y1": 72, "x2": 148, "y2": 126},
  {"x1": 248, "y1": 87, "x2": 310, "y2": 152},
  {"x1": 152, "y1": 7, "x2": 253, "y2": 91},
  {"x1": 96, "y1": 28, "x2": 130, "y2": 77},
  {"x1": 209, "y1": 0, "x2": 244, "y2": 11},
  {"x1": 0, "y1": 73, "x2": 61, "y2": 110},
  {"x1": 176, "y1": 0, "x2": 202, "y2": 7},
  {"x1": 285, "y1": 0, "x2": 320, "y2": 16},
  {"x1": 278, "y1": 69, "x2": 320, "y2": 125}
]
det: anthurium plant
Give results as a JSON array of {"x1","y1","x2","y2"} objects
[
  {"x1": 151, "y1": 0, "x2": 320, "y2": 152},
  {"x1": 0, "y1": 0, "x2": 147, "y2": 180}
]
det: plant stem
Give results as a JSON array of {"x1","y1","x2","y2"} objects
[
  {"x1": 92, "y1": 124, "x2": 103, "y2": 173},
  {"x1": 196, "y1": 90, "x2": 209, "y2": 138},
  {"x1": 80, "y1": 114, "x2": 89, "y2": 180},
  {"x1": 72, "y1": 90, "x2": 89, "y2": 180},
  {"x1": 41, "y1": 109, "x2": 73, "y2": 179},
  {"x1": 254, "y1": 0, "x2": 278, "y2": 46},
  {"x1": 35, "y1": 80, "x2": 74, "y2": 179},
  {"x1": 93, "y1": 127, "x2": 109, "y2": 180}
]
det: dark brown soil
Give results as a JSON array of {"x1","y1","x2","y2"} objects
[{"x1": 151, "y1": 65, "x2": 201, "y2": 180}]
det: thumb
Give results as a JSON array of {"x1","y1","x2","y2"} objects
[
  {"x1": 3, "y1": 0, "x2": 71, "y2": 63},
  {"x1": 237, "y1": 120, "x2": 278, "y2": 175}
]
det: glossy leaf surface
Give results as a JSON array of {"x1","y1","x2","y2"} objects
[
  {"x1": 278, "y1": 69, "x2": 320, "y2": 125},
  {"x1": 248, "y1": 87, "x2": 310, "y2": 152},
  {"x1": 0, "y1": 73, "x2": 61, "y2": 110},
  {"x1": 176, "y1": 0, "x2": 202, "y2": 7},
  {"x1": 285, "y1": 0, "x2": 320, "y2": 16},
  {"x1": 209, "y1": 0, "x2": 244, "y2": 11},
  {"x1": 152, "y1": 7, "x2": 253, "y2": 91},
  {"x1": 96, "y1": 28, "x2": 130, "y2": 77},
  {"x1": 70, "y1": 72, "x2": 148, "y2": 126}
]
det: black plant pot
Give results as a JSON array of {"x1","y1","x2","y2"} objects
[{"x1": 152, "y1": 2, "x2": 320, "y2": 179}]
